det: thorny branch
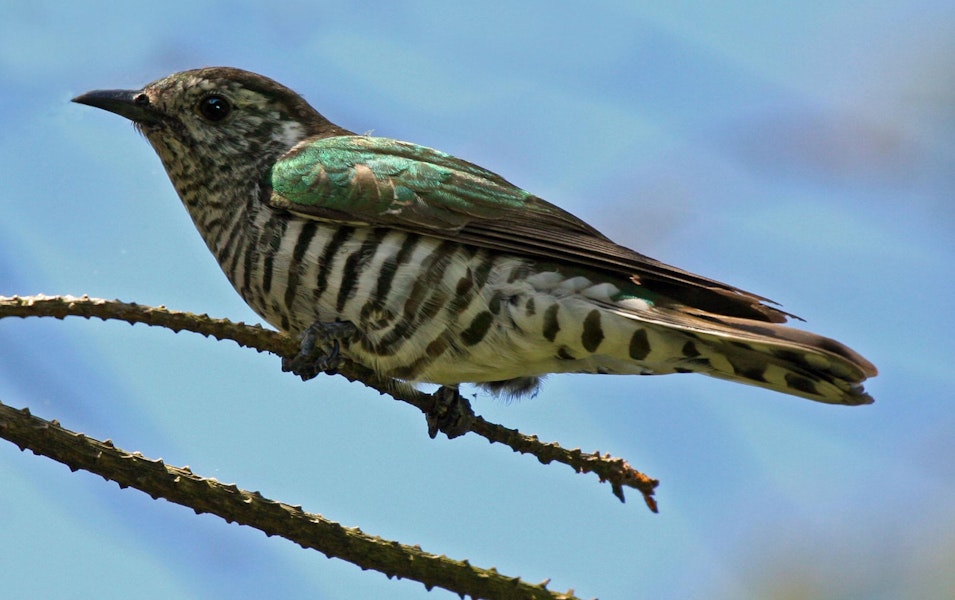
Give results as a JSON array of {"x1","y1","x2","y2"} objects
[
  {"x1": 0, "y1": 294, "x2": 657, "y2": 510},
  {"x1": 0, "y1": 400, "x2": 580, "y2": 600},
  {"x1": 0, "y1": 292, "x2": 663, "y2": 597}
]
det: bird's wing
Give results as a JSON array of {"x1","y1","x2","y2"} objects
[{"x1": 269, "y1": 135, "x2": 789, "y2": 322}]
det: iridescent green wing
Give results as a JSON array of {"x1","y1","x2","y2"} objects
[
  {"x1": 269, "y1": 135, "x2": 788, "y2": 322},
  {"x1": 270, "y1": 135, "x2": 599, "y2": 233}
]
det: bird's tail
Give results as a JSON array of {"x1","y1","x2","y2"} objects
[{"x1": 635, "y1": 309, "x2": 878, "y2": 405}]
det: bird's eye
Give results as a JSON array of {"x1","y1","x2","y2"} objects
[{"x1": 198, "y1": 95, "x2": 231, "y2": 122}]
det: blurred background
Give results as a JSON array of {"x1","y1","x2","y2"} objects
[{"x1": 1, "y1": 2, "x2": 953, "y2": 598}]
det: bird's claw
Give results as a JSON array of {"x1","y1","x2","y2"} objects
[
  {"x1": 426, "y1": 386, "x2": 475, "y2": 439},
  {"x1": 282, "y1": 321, "x2": 358, "y2": 380}
]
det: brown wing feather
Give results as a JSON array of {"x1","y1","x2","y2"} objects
[{"x1": 429, "y1": 218, "x2": 794, "y2": 323}]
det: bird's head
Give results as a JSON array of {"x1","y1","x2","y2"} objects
[{"x1": 73, "y1": 67, "x2": 347, "y2": 181}]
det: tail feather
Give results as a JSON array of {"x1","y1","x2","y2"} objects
[
  {"x1": 690, "y1": 334, "x2": 874, "y2": 405},
  {"x1": 614, "y1": 306, "x2": 877, "y2": 405}
]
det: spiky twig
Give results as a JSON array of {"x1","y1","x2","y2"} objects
[
  {"x1": 0, "y1": 400, "x2": 580, "y2": 599},
  {"x1": 0, "y1": 294, "x2": 658, "y2": 509}
]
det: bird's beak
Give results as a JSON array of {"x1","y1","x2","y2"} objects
[{"x1": 72, "y1": 88, "x2": 163, "y2": 125}]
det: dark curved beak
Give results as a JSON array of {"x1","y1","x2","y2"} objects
[{"x1": 72, "y1": 89, "x2": 162, "y2": 124}]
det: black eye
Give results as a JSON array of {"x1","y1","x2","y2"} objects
[{"x1": 198, "y1": 95, "x2": 231, "y2": 122}]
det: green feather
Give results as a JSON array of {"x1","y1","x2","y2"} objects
[{"x1": 269, "y1": 135, "x2": 557, "y2": 231}]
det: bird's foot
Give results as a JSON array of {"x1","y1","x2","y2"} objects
[
  {"x1": 282, "y1": 320, "x2": 358, "y2": 380},
  {"x1": 426, "y1": 386, "x2": 475, "y2": 440}
]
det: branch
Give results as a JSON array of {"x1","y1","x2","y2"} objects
[
  {"x1": 0, "y1": 400, "x2": 579, "y2": 599},
  {"x1": 0, "y1": 294, "x2": 657, "y2": 510}
]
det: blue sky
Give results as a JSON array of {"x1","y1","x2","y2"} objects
[{"x1": 1, "y1": 2, "x2": 953, "y2": 598}]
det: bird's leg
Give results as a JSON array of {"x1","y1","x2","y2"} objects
[
  {"x1": 282, "y1": 320, "x2": 358, "y2": 380},
  {"x1": 426, "y1": 385, "x2": 475, "y2": 440}
]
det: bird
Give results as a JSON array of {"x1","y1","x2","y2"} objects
[{"x1": 73, "y1": 67, "x2": 877, "y2": 411}]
